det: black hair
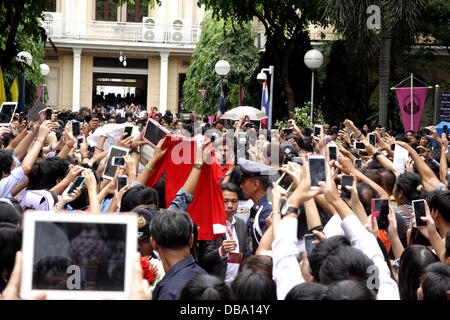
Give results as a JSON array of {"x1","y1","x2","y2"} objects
[
  {"x1": 329, "y1": 127, "x2": 339, "y2": 136},
  {"x1": 0, "y1": 149, "x2": 14, "y2": 177},
  {"x1": 356, "y1": 182, "x2": 379, "y2": 216},
  {"x1": 0, "y1": 222, "x2": 22, "y2": 281},
  {"x1": 323, "y1": 279, "x2": 376, "y2": 300},
  {"x1": 427, "y1": 190, "x2": 450, "y2": 223},
  {"x1": 120, "y1": 185, "x2": 159, "y2": 212},
  {"x1": 360, "y1": 169, "x2": 384, "y2": 190},
  {"x1": 285, "y1": 282, "x2": 328, "y2": 300},
  {"x1": 152, "y1": 174, "x2": 166, "y2": 209},
  {"x1": 378, "y1": 169, "x2": 396, "y2": 194},
  {"x1": 308, "y1": 236, "x2": 351, "y2": 282},
  {"x1": 398, "y1": 245, "x2": 439, "y2": 300},
  {"x1": 149, "y1": 209, "x2": 193, "y2": 250},
  {"x1": 367, "y1": 157, "x2": 383, "y2": 170},
  {"x1": 221, "y1": 183, "x2": 240, "y2": 195},
  {"x1": 395, "y1": 172, "x2": 424, "y2": 204},
  {"x1": 231, "y1": 270, "x2": 277, "y2": 300},
  {"x1": 0, "y1": 202, "x2": 22, "y2": 225},
  {"x1": 239, "y1": 255, "x2": 273, "y2": 280},
  {"x1": 318, "y1": 246, "x2": 376, "y2": 286},
  {"x1": 419, "y1": 262, "x2": 450, "y2": 300},
  {"x1": 247, "y1": 175, "x2": 269, "y2": 191},
  {"x1": 178, "y1": 274, "x2": 234, "y2": 300},
  {"x1": 27, "y1": 157, "x2": 70, "y2": 190}
]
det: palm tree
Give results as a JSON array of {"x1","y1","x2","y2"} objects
[{"x1": 319, "y1": 0, "x2": 428, "y2": 127}]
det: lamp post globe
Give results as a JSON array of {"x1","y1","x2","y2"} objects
[
  {"x1": 16, "y1": 51, "x2": 33, "y2": 66},
  {"x1": 215, "y1": 60, "x2": 230, "y2": 76},
  {"x1": 304, "y1": 49, "x2": 323, "y2": 70},
  {"x1": 40, "y1": 64, "x2": 50, "y2": 76}
]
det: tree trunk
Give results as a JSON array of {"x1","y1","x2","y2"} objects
[{"x1": 378, "y1": 26, "x2": 391, "y2": 128}]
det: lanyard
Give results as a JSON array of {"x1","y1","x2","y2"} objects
[{"x1": 226, "y1": 224, "x2": 234, "y2": 239}]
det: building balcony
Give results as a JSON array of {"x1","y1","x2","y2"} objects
[{"x1": 41, "y1": 14, "x2": 202, "y2": 47}]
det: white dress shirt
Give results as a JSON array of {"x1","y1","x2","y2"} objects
[
  {"x1": 340, "y1": 214, "x2": 400, "y2": 300},
  {"x1": 323, "y1": 214, "x2": 345, "y2": 238},
  {"x1": 271, "y1": 216, "x2": 305, "y2": 300},
  {"x1": 219, "y1": 217, "x2": 241, "y2": 286},
  {"x1": 0, "y1": 166, "x2": 27, "y2": 198}
]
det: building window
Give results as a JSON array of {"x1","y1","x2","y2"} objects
[
  {"x1": 96, "y1": 0, "x2": 117, "y2": 21},
  {"x1": 46, "y1": 0, "x2": 57, "y2": 12},
  {"x1": 127, "y1": 0, "x2": 148, "y2": 22}
]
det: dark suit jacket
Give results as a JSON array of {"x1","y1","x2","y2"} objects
[{"x1": 198, "y1": 217, "x2": 251, "y2": 280}]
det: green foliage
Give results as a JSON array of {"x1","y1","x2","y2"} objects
[
  {"x1": 0, "y1": 0, "x2": 50, "y2": 107},
  {"x1": 275, "y1": 102, "x2": 325, "y2": 129},
  {"x1": 182, "y1": 15, "x2": 259, "y2": 115},
  {"x1": 417, "y1": 0, "x2": 450, "y2": 54}
]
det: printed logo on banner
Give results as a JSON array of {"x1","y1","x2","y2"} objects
[{"x1": 402, "y1": 94, "x2": 421, "y2": 115}]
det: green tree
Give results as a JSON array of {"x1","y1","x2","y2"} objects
[
  {"x1": 197, "y1": 0, "x2": 323, "y2": 116},
  {"x1": 182, "y1": 15, "x2": 259, "y2": 115},
  {"x1": 318, "y1": 0, "x2": 429, "y2": 128}
]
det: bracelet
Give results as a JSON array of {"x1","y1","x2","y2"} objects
[
  {"x1": 82, "y1": 155, "x2": 89, "y2": 160},
  {"x1": 358, "y1": 132, "x2": 362, "y2": 138},
  {"x1": 66, "y1": 143, "x2": 74, "y2": 149},
  {"x1": 145, "y1": 165, "x2": 153, "y2": 172},
  {"x1": 193, "y1": 163, "x2": 203, "y2": 170},
  {"x1": 95, "y1": 146, "x2": 103, "y2": 151},
  {"x1": 55, "y1": 204, "x2": 64, "y2": 211},
  {"x1": 36, "y1": 138, "x2": 45, "y2": 145},
  {"x1": 272, "y1": 211, "x2": 281, "y2": 215},
  {"x1": 130, "y1": 149, "x2": 140, "y2": 155}
]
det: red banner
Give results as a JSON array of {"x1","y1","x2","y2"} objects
[{"x1": 395, "y1": 87, "x2": 429, "y2": 132}]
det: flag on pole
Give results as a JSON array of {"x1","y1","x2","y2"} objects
[
  {"x1": 11, "y1": 77, "x2": 19, "y2": 102},
  {"x1": 17, "y1": 75, "x2": 25, "y2": 113},
  {"x1": 239, "y1": 82, "x2": 247, "y2": 106},
  {"x1": 0, "y1": 68, "x2": 6, "y2": 105},
  {"x1": 217, "y1": 86, "x2": 225, "y2": 119},
  {"x1": 261, "y1": 80, "x2": 269, "y2": 128}
]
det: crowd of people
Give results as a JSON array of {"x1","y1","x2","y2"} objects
[{"x1": 0, "y1": 103, "x2": 449, "y2": 301}]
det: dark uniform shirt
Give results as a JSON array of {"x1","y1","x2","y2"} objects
[
  {"x1": 247, "y1": 194, "x2": 272, "y2": 254},
  {"x1": 152, "y1": 255, "x2": 206, "y2": 300}
]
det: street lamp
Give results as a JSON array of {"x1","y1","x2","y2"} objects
[
  {"x1": 40, "y1": 63, "x2": 50, "y2": 104},
  {"x1": 215, "y1": 60, "x2": 230, "y2": 115},
  {"x1": 257, "y1": 66, "x2": 274, "y2": 130},
  {"x1": 16, "y1": 51, "x2": 33, "y2": 113},
  {"x1": 304, "y1": 49, "x2": 323, "y2": 122}
]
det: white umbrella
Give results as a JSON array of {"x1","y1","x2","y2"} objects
[{"x1": 220, "y1": 106, "x2": 268, "y2": 121}]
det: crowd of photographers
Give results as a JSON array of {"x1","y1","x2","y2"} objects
[{"x1": 0, "y1": 103, "x2": 449, "y2": 300}]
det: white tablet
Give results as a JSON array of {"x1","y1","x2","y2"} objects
[
  {"x1": 102, "y1": 145, "x2": 130, "y2": 180},
  {"x1": 308, "y1": 155, "x2": 326, "y2": 190},
  {"x1": 20, "y1": 211, "x2": 137, "y2": 300},
  {"x1": 0, "y1": 102, "x2": 18, "y2": 126},
  {"x1": 143, "y1": 117, "x2": 170, "y2": 148}
]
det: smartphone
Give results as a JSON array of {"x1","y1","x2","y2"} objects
[
  {"x1": 444, "y1": 125, "x2": 448, "y2": 138},
  {"x1": 354, "y1": 141, "x2": 365, "y2": 150},
  {"x1": 76, "y1": 136, "x2": 83, "y2": 152},
  {"x1": 124, "y1": 126, "x2": 133, "y2": 138},
  {"x1": 68, "y1": 176, "x2": 86, "y2": 195},
  {"x1": 309, "y1": 155, "x2": 326, "y2": 190},
  {"x1": 328, "y1": 144, "x2": 337, "y2": 161},
  {"x1": 372, "y1": 198, "x2": 389, "y2": 230},
  {"x1": 355, "y1": 159, "x2": 362, "y2": 169},
  {"x1": 340, "y1": 175, "x2": 353, "y2": 199},
  {"x1": 72, "y1": 121, "x2": 81, "y2": 136},
  {"x1": 292, "y1": 157, "x2": 303, "y2": 165},
  {"x1": 412, "y1": 199, "x2": 427, "y2": 227},
  {"x1": 112, "y1": 156, "x2": 125, "y2": 166},
  {"x1": 117, "y1": 175, "x2": 128, "y2": 191},
  {"x1": 313, "y1": 125, "x2": 322, "y2": 139},
  {"x1": 46, "y1": 109, "x2": 53, "y2": 120},
  {"x1": 284, "y1": 127, "x2": 293, "y2": 135},
  {"x1": 276, "y1": 172, "x2": 293, "y2": 194},
  {"x1": 368, "y1": 133, "x2": 377, "y2": 147},
  {"x1": 304, "y1": 233, "x2": 318, "y2": 258}
]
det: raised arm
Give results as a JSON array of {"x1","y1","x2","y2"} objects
[
  {"x1": 396, "y1": 141, "x2": 441, "y2": 190},
  {"x1": 439, "y1": 133, "x2": 448, "y2": 185},
  {"x1": 21, "y1": 121, "x2": 53, "y2": 175}
]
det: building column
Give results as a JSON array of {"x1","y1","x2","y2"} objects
[
  {"x1": 72, "y1": 48, "x2": 82, "y2": 112},
  {"x1": 159, "y1": 52, "x2": 170, "y2": 114}
]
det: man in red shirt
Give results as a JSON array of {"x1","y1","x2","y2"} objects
[{"x1": 213, "y1": 137, "x2": 233, "y2": 179}]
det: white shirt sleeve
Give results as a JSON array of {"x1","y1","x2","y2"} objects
[
  {"x1": 340, "y1": 215, "x2": 400, "y2": 300},
  {"x1": 271, "y1": 216, "x2": 304, "y2": 300},
  {"x1": 323, "y1": 214, "x2": 345, "y2": 238},
  {"x1": 0, "y1": 167, "x2": 27, "y2": 198}
]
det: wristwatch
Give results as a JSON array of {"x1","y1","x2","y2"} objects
[
  {"x1": 372, "y1": 150, "x2": 381, "y2": 159},
  {"x1": 281, "y1": 205, "x2": 299, "y2": 216},
  {"x1": 193, "y1": 163, "x2": 203, "y2": 169}
]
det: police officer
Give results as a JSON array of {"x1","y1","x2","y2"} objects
[{"x1": 238, "y1": 158, "x2": 275, "y2": 254}]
